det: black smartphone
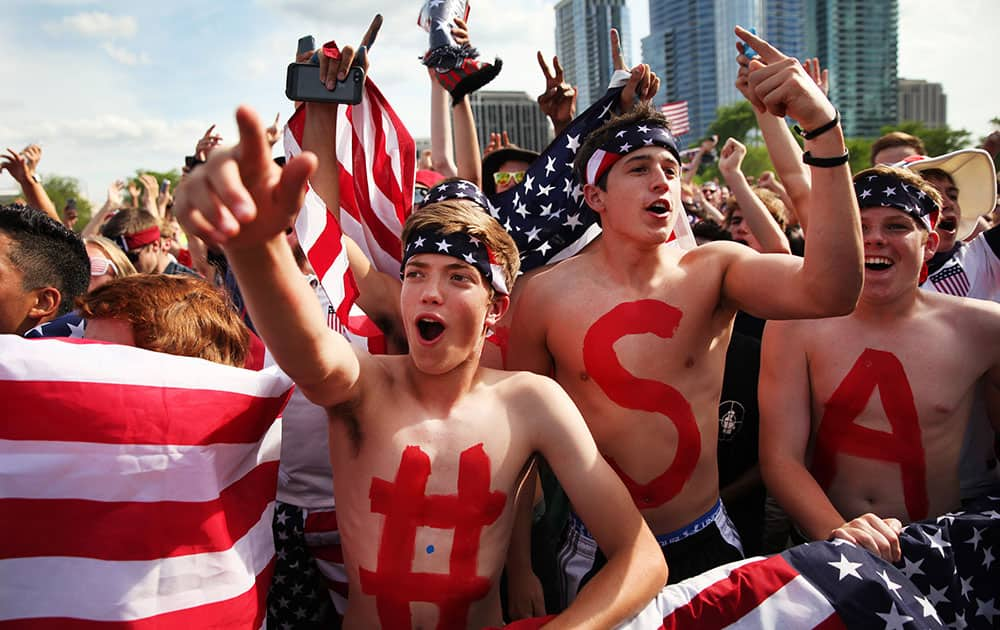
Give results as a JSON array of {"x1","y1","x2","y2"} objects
[{"x1": 285, "y1": 63, "x2": 365, "y2": 105}]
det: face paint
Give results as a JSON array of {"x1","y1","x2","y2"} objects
[
  {"x1": 359, "y1": 443, "x2": 506, "y2": 627},
  {"x1": 582, "y1": 300, "x2": 700, "y2": 509},
  {"x1": 811, "y1": 348, "x2": 928, "y2": 521}
]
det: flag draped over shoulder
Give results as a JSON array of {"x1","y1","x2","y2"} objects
[
  {"x1": 489, "y1": 77, "x2": 696, "y2": 273},
  {"x1": 284, "y1": 78, "x2": 416, "y2": 312},
  {"x1": 623, "y1": 495, "x2": 1000, "y2": 629},
  {"x1": 506, "y1": 493, "x2": 1000, "y2": 629},
  {"x1": 0, "y1": 336, "x2": 293, "y2": 627}
]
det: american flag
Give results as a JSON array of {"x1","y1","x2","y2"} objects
[
  {"x1": 0, "y1": 335, "x2": 293, "y2": 627},
  {"x1": 283, "y1": 77, "x2": 414, "y2": 349},
  {"x1": 508, "y1": 490, "x2": 1000, "y2": 629},
  {"x1": 928, "y1": 263, "x2": 971, "y2": 297},
  {"x1": 660, "y1": 101, "x2": 690, "y2": 137},
  {"x1": 491, "y1": 84, "x2": 695, "y2": 272}
]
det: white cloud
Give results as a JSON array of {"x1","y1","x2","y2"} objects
[
  {"x1": 101, "y1": 42, "x2": 149, "y2": 65},
  {"x1": 45, "y1": 11, "x2": 137, "y2": 39}
]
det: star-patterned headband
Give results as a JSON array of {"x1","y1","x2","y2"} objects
[
  {"x1": 854, "y1": 171, "x2": 940, "y2": 231},
  {"x1": 402, "y1": 227, "x2": 509, "y2": 295},
  {"x1": 585, "y1": 123, "x2": 680, "y2": 186},
  {"x1": 422, "y1": 179, "x2": 493, "y2": 215}
]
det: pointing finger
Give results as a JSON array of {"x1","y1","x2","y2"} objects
[
  {"x1": 734, "y1": 26, "x2": 784, "y2": 64},
  {"x1": 610, "y1": 29, "x2": 626, "y2": 71}
]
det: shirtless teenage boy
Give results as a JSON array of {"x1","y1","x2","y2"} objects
[
  {"x1": 173, "y1": 106, "x2": 666, "y2": 629},
  {"x1": 759, "y1": 165, "x2": 1000, "y2": 562},
  {"x1": 508, "y1": 27, "x2": 864, "y2": 594}
]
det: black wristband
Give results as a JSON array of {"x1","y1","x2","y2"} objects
[
  {"x1": 794, "y1": 110, "x2": 840, "y2": 140},
  {"x1": 802, "y1": 150, "x2": 849, "y2": 168}
]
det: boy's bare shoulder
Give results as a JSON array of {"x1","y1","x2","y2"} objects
[
  {"x1": 678, "y1": 239, "x2": 753, "y2": 268},
  {"x1": 921, "y1": 290, "x2": 1000, "y2": 332},
  {"x1": 479, "y1": 367, "x2": 569, "y2": 410}
]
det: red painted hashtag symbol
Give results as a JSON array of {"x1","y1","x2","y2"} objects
[{"x1": 359, "y1": 443, "x2": 506, "y2": 628}]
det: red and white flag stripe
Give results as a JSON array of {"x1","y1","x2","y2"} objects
[
  {"x1": 613, "y1": 555, "x2": 839, "y2": 629},
  {"x1": 0, "y1": 336, "x2": 293, "y2": 628},
  {"x1": 283, "y1": 79, "x2": 415, "y2": 319},
  {"x1": 660, "y1": 101, "x2": 690, "y2": 137}
]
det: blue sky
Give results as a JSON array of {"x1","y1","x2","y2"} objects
[{"x1": 2, "y1": 0, "x2": 997, "y2": 205}]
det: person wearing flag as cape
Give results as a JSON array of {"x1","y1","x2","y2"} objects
[
  {"x1": 507, "y1": 27, "x2": 865, "y2": 604},
  {"x1": 172, "y1": 26, "x2": 668, "y2": 628}
]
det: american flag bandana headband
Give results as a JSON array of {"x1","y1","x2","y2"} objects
[
  {"x1": 402, "y1": 228, "x2": 509, "y2": 295},
  {"x1": 423, "y1": 179, "x2": 493, "y2": 214},
  {"x1": 585, "y1": 123, "x2": 680, "y2": 186},
  {"x1": 854, "y1": 172, "x2": 940, "y2": 230}
]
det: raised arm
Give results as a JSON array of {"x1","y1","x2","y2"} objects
[
  {"x1": 449, "y1": 18, "x2": 483, "y2": 186},
  {"x1": 174, "y1": 106, "x2": 362, "y2": 407},
  {"x1": 536, "y1": 52, "x2": 577, "y2": 137},
  {"x1": 683, "y1": 135, "x2": 718, "y2": 185},
  {"x1": 735, "y1": 49, "x2": 814, "y2": 228},
  {"x1": 81, "y1": 180, "x2": 124, "y2": 238},
  {"x1": 718, "y1": 137, "x2": 790, "y2": 253},
  {"x1": 527, "y1": 377, "x2": 666, "y2": 629},
  {"x1": 721, "y1": 27, "x2": 862, "y2": 319},
  {"x1": 2, "y1": 146, "x2": 58, "y2": 221}
]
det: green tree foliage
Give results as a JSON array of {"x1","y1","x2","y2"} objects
[
  {"x1": 122, "y1": 169, "x2": 182, "y2": 207},
  {"x1": 883, "y1": 121, "x2": 972, "y2": 157},
  {"x1": 42, "y1": 174, "x2": 92, "y2": 228},
  {"x1": 705, "y1": 101, "x2": 759, "y2": 146}
]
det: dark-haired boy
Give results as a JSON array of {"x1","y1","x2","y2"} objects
[
  {"x1": 0, "y1": 204, "x2": 89, "y2": 334},
  {"x1": 759, "y1": 166, "x2": 1000, "y2": 562},
  {"x1": 508, "y1": 28, "x2": 864, "y2": 595},
  {"x1": 173, "y1": 105, "x2": 667, "y2": 629}
]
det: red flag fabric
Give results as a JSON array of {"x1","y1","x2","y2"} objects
[
  {"x1": 283, "y1": 79, "x2": 415, "y2": 347},
  {"x1": 0, "y1": 336, "x2": 293, "y2": 627},
  {"x1": 660, "y1": 101, "x2": 690, "y2": 137}
]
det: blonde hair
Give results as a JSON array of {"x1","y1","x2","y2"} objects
[
  {"x1": 84, "y1": 235, "x2": 138, "y2": 277},
  {"x1": 401, "y1": 199, "x2": 520, "y2": 295},
  {"x1": 77, "y1": 274, "x2": 249, "y2": 367},
  {"x1": 724, "y1": 187, "x2": 789, "y2": 230}
]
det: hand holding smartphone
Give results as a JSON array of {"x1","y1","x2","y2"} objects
[{"x1": 285, "y1": 16, "x2": 381, "y2": 105}]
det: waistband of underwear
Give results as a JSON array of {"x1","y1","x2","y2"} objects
[{"x1": 571, "y1": 497, "x2": 725, "y2": 547}]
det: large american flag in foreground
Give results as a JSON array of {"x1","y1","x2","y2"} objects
[
  {"x1": 283, "y1": 78, "x2": 414, "y2": 348},
  {"x1": 509, "y1": 491, "x2": 1000, "y2": 629},
  {"x1": 0, "y1": 335, "x2": 293, "y2": 627}
]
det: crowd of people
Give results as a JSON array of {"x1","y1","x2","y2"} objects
[{"x1": 3, "y1": 3, "x2": 999, "y2": 628}]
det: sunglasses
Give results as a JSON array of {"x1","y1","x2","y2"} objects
[
  {"x1": 493, "y1": 171, "x2": 526, "y2": 187},
  {"x1": 90, "y1": 257, "x2": 118, "y2": 277}
]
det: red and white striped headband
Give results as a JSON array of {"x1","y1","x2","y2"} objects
[{"x1": 585, "y1": 123, "x2": 680, "y2": 186}]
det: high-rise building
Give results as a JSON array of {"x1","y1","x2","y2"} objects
[
  {"x1": 468, "y1": 91, "x2": 552, "y2": 153},
  {"x1": 643, "y1": 0, "x2": 805, "y2": 142},
  {"x1": 642, "y1": 0, "x2": 718, "y2": 142},
  {"x1": 898, "y1": 79, "x2": 947, "y2": 129},
  {"x1": 808, "y1": 0, "x2": 898, "y2": 137},
  {"x1": 554, "y1": 0, "x2": 631, "y2": 112}
]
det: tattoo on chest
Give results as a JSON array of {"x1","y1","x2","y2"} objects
[
  {"x1": 813, "y1": 348, "x2": 928, "y2": 521},
  {"x1": 358, "y1": 443, "x2": 506, "y2": 628},
  {"x1": 582, "y1": 299, "x2": 700, "y2": 509}
]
